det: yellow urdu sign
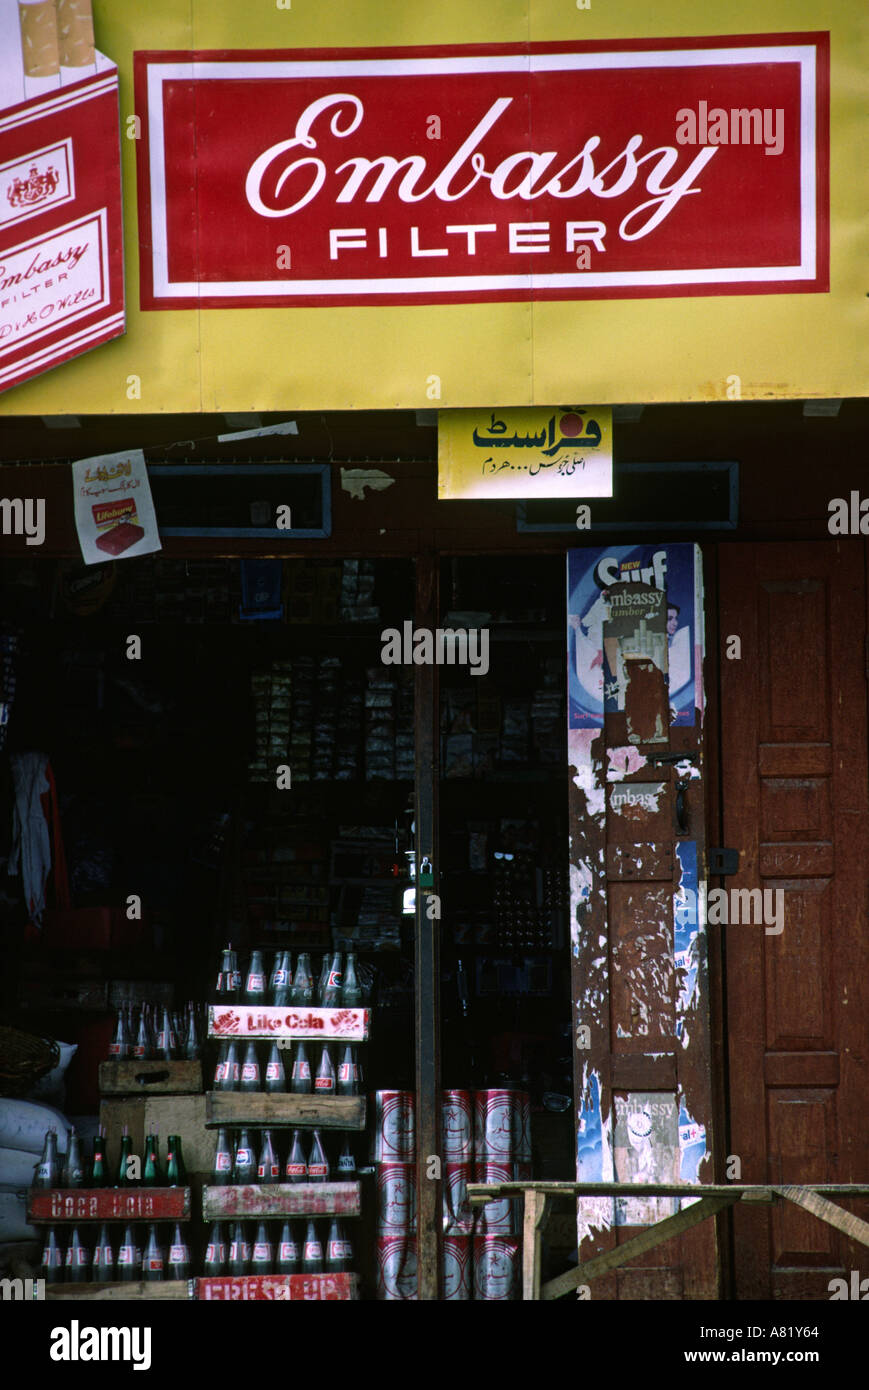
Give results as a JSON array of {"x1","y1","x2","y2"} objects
[{"x1": 438, "y1": 408, "x2": 613, "y2": 500}]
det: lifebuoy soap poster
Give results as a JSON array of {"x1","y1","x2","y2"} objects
[
  {"x1": 0, "y1": 0, "x2": 125, "y2": 394},
  {"x1": 72, "y1": 451, "x2": 161, "y2": 564}
]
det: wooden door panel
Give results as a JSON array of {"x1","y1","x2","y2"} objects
[{"x1": 720, "y1": 541, "x2": 869, "y2": 1299}]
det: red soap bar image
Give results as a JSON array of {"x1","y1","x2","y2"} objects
[{"x1": 95, "y1": 521, "x2": 145, "y2": 556}]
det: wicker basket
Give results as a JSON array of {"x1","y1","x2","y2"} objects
[{"x1": 0, "y1": 1026, "x2": 60, "y2": 1099}]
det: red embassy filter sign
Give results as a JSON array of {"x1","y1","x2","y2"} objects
[{"x1": 135, "y1": 35, "x2": 828, "y2": 308}]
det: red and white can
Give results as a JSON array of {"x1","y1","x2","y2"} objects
[
  {"x1": 442, "y1": 1089, "x2": 473, "y2": 1160},
  {"x1": 474, "y1": 1089, "x2": 515, "y2": 1160},
  {"x1": 442, "y1": 1161, "x2": 474, "y2": 1234},
  {"x1": 512, "y1": 1091, "x2": 532, "y2": 1162},
  {"x1": 473, "y1": 1235, "x2": 521, "y2": 1301},
  {"x1": 442, "y1": 1234, "x2": 472, "y2": 1301},
  {"x1": 372, "y1": 1090, "x2": 415, "y2": 1162},
  {"x1": 377, "y1": 1162, "x2": 416, "y2": 1234},
  {"x1": 475, "y1": 1160, "x2": 515, "y2": 1233},
  {"x1": 376, "y1": 1235, "x2": 418, "y2": 1301}
]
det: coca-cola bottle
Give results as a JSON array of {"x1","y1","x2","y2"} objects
[
  {"x1": 133, "y1": 1006, "x2": 151, "y2": 1061},
  {"x1": 307, "y1": 1130, "x2": 329, "y2": 1183},
  {"x1": 257, "y1": 1129, "x2": 280, "y2": 1185},
  {"x1": 233, "y1": 1128, "x2": 256, "y2": 1184},
  {"x1": 89, "y1": 1130, "x2": 107, "y2": 1187},
  {"x1": 143, "y1": 1223, "x2": 164, "y2": 1281},
  {"x1": 143, "y1": 1133, "x2": 163, "y2": 1187},
  {"x1": 65, "y1": 1226, "x2": 89, "y2": 1284},
  {"x1": 272, "y1": 950, "x2": 291, "y2": 1007},
  {"x1": 341, "y1": 952, "x2": 362, "y2": 1006},
  {"x1": 33, "y1": 1128, "x2": 60, "y2": 1189},
  {"x1": 314, "y1": 1042, "x2": 335, "y2": 1095},
  {"x1": 212, "y1": 1128, "x2": 233, "y2": 1186},
  {"x1": 290, "y1": 1041, "x2": 312, "y2": 1095},
  {"x1": 264, "y1": 1040, "x2": 286, "y2": 1094},
  {"x1": 228, "y1": 1221, "x2": 248, "y2": 1276},
  {"x1": 301, "y1": 1219, "x2": 323, "y2": 1274},
  {"x1": 61, "y1": 1130, "x2": 85, "y2": 1188},
  {"x1": 276, "y1": 1220, "x2": 300, "y2": 1274},
  {"x1": 245, "y1": 949, "x2": 267, "y2": 1004},
  {"x1": 322, "y1": 951, "x2": 343, "y2": 1008},
  {"x1": 108, "y1": 1006, "x2": 129, "y2": 1059},
  {"x1": 240, "y1": 1041, "x2": 261, "y2": 1092},
  {"x1": 215, "y1": 945, "x2": 238, "y2": 1001},
  {"x1": 116, "y1": 1130, "x2": 136, "y2": 1188},
  {"x1": 167, "y1": 1223, "x2": 190, "y2": 1280},
  {"x1": 325, "y1": 1217, "x2": 352, "y2": 1273},
  {"x1": 285, "y1": 1129, "x2": 307, "y2": 1183},
  {"x1": 166, "y1": 1135, "x2": 186, "y2": 1186},
  {"x1": 185, "y1": 1001, "x2": 201, "y2": 1061},
  {"x1": 290, "y1": 952, "x2": 313, "y2": 1006},
  {"x1": 251, "y1": 1221, "x2": 273, "y2": 1275},
  {"x1": 337, "y1": 1136, "x2": 356, "y2": 1178},
  {"x1": 156, "y1": 1006, "x2": 177, "y2": 1061},
  {"x1": 92, "y1": 1223, "x2": 114, "y2": 1283},
  {"x1": 336, "y1": 1044, "x2": 358, "y2": 1096},
  {"x1": 203, "y1": 1222, "x2": 226, "y2": 1276},
  {"x1": 40, "y1": 1226, "x2": 64, "y2": 1284},
  {"x1": 116, "y1": 1223, "x2": 139, "y2": 1282}
]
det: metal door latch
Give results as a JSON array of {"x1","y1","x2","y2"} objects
[{"x1": 708, "y1": 847, "x2": 740, "y2": 876}]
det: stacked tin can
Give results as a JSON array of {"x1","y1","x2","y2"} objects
[
  {"x1": 373, "y1": 1090, "x2": 417, "y2": 1300},
  {"x1": 441, "y1": 1087, "x2": 531, "y2": 1300}
]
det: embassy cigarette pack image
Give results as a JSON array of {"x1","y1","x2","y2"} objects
[{"x1": 0, "y1": 0, "x2": 125, "y2": 394}]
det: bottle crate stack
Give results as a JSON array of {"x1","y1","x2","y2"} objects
[{"x1": 199, "y1": 944, "x2": 368, "y2": 1301}]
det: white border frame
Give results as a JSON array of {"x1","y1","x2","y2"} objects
[{"x1": 143, "y1": 46, "x2": 818, "y2": 300}]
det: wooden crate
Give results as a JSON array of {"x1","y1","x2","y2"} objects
[
  {"x1": 99, "y1": 1095, "x2": 216, "y2": 1177},
  {"x1": 205, "y1": 1093, "x2": 365, "y2": 1130},
  {"x1": 196, "y1": 1274, "x2": 358, "y2": 1301},
  {"x1": 202, "y1": 1182, "x2": 360, "y2": 1220},
  {"x1": 28, "y1": 1189, "x2": 191, "y2": 1223},
  {"x1": 100, "y1": 1061, "x2": 203, "y2": 1095},
  {"x1": 46, "y1": 1280, "x2": 191, "y2": 1301},
  {"x1": 208, "y1": 1005, "x2": 369, "y2": 1042}
]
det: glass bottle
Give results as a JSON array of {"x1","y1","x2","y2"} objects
[
  {"x1": 215, "y1": 945, "x2": 238, "y2": 1001},
  {"x1": 336, "y1": 1136, "x2": 356, "y2": 1178},
  {"x1": 316, "y1": 954, "x2": 330, "y2": 1006},
  {"x1": 167, "y1": 1222, "x2": 190, "y2": 1280},
  {"x1": 273, "y1": 950, "x2": 291, "y2": 1007},
  {"x1": 290, "y1": 1041, "x2": 312, "y2": 1095},
  {"x1": 233, "y1": 1128, "x2": 256, "y2": 1184},
  {"x1": 314, "y1": 1042, "x2": 335, "y2": 1094},
  {"x1": 116, "y1": 1223, "x2": 139, "y2": 1282},
  {"x1": 40, "y1": 1226, "x2": 64, "y2": 1284},
  {"x1": 211, "y1": 1128, "x2": 233, "y2": 1186},
  {"x1": 89, "y1": 1130, "x2": 107, "y2": 1187},
  {"x1": 116, "y1": 1130, "x2": 135, "y2": 1188},
  {"x1": 336, "y1": 1044, "x2": 358, "y2": 1097},
  {"x1": 285, "y1": 1130, "x2": 307, "y2": 1183},
  {"x1": 156, "y1": 1006, "x2": 177, "y2": 1061},
  {"x1": 322, "y1": 951, "x2": 343, "y2": 1008},
  {"x1": 240, "y1": 1041, "x2": 261, "y2": 1093},
  {"x1": 245, "y1": 949, "x2": 267, "y2": 1004},
  {"x1": 143, "y1": 1223, "x2": 163, "y2": 1282},
  {"x1": 251, "y1": 1221, "x2": 273, "y2": 1274},
  {"x1": 143, "y1": 1133, "x2": 163, "y2": 1187},
  {"x1": 203, "y1": 1221, "x2": 226, "y2": 1276},
  {"x1": 228, "y1": 1221, "x2": 248, "y2": 1276},
  {"x1": 213, "y1": 1040, "x2": 230, "y2": 1091},
  {"x1": 325, "y1": 1217, "x2": 352, "y2": 1273},
  {"x1": 108, "y1": 1006, "x2": 129, "y2": 1059},
  {"x1": 65, "y1": 1226, "x2": 89, "y2": 1284},
  {"x1": 166, "y1": 1135, "x2": 186, "y2": 1186},
  {"x1": 341, "y1": 952, "x2": 362, "y2": 1007},
  {"x1": 264, "y1": 1040, "x2": 286, "y2": 1094},
  {"x1": 33, "y1": 1129, "x2": 60, "y2": 1189},
  {"x1": 185, "y1": 1001, "x2": 201, "y2": 1060},
  {"x1": 62, "y1": 1130, "x2": 85, "y2": 1188},
  {"x1": 290, "y1": 952, "x2": 313, "y2": 1006},
  {"x1": 276, "y1": 1220, "x2": 299, "y2": 1274},
  {"x1": 257, "y1": 1129, "x2": 280, "y2": 1185},
  {"x1": 307, "y1": 1130, "x2": 329, "y2": 1183},
  {"x1": 301, "y1": 1219, "x2": 323, "y2": 1274},
  {"x1": 92, "y1": 1223, "x2": 114, "y2": 1283}
]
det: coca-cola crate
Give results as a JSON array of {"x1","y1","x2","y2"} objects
[
  {"x1": 28, "y1": 1188, "x2": 191, "y2": 1223},
  {"x1": 46, "y1": 1280, "x2": 191, "y2": 1302},
  {"x1": 205, "y1": 1092, "x2": 365, "y2": 1130},
  {"x1": 196, "y1": 1274, "x2": 358, "y2": 1301},
  {"x1": 208, "y1": 1005, "x2": 369, "y2": 1042},
  {"x1": 202, "y1": 1181, "x2": 360, "y2": 1221},
  {"x1": 100, "y1": 1061, "x2": 203, "y2": 1095}
]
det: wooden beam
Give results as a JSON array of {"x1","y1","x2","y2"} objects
[
  {"x1": 466, "y1": 1181, "x2": 869, "y2": 1201},
  {"x1": 541, "y1": 1195, "x2": 739, "y2": 1301},
  {"x1": 522, "y1": 1190, "x2": 552, "y2": 1301},
  {"x1": 775, "y1": 1187, "x2": 869, "y2": 1249},
  {"x1": 205, "y1": 1093, "x2": 365, "y2": 1130},
  {"x1": 99, "y1": 1061, "x2": 203, "y2": 1095},
  {"x1": 47, "y1": 1280, "x2": 191, "y2": 1300}
]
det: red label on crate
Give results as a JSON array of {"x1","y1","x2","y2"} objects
[
  {"x1": 30, "y1": 1188, "x2": 189, "y2": 1222},
  {"x1": 136, "y1": 39, "x2": 828, "y2": 309},
  {"x1": 208, "y1": 1005, "x2": 369, "y2": 1041}
]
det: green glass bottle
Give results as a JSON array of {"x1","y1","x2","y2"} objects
[
  {"x1": 116, "y1": 1132, "x2": 135, "y2": 1188},
  {"x1": 143, "y1": 1133, "x2": 163, "y2": 1188},
  {"x1": 90, "y1": 1133, "x2": 107, "y2": 1188},
  {"x1": 166, "y1": 1135, "x2": 186, "y2": 1187}
]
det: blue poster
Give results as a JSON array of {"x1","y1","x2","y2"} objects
[{"x1": 566, "y1": 544, "x2": 699, "y2": 728}]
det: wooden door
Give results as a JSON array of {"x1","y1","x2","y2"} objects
[{"x1": 719, "y1": 542, "x2": 869, "y2": 1299}]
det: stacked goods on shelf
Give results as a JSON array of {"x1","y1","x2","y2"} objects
[
  {"x1": 28, "y1": 1126, "x2": 193, "y2": 1298},
  {"x1": 373, "y1": 1090, "x2": 417, "y2": 1301},
  {"x1": 471, "y1": 1088, "x2": 531, "y2": 1301},
  {"x1": 200, "y1": 945, "x2": 367, "y2": 1301}
]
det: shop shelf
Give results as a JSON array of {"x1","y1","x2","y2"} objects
[
  {"x1": 202, "y1": 1181, "x2": 360, "y2": 1220},
  {"x1": 205, "y1": 1092, "x2": 365, "y2": 1130}
]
